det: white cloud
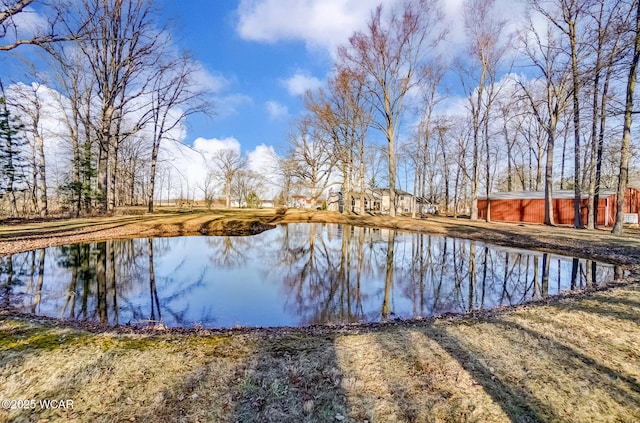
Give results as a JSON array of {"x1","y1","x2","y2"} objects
[
  {"x1": 159, "y1": 140, "x2": 282, "y2": 200},
  {"x1": 213, "y1": 93, "x2": 253, "y2": 118},
  {"x1": 247, "y1": 144, "x2": 277, "y2": 173},
  {"x1": 158, "y1": 141, "x2": 207, "y2": 193},
  {"x1": 236, "y1": 0, "x2": 399, "y2": 53},
  {"x1": 193, "y1": 66, "x2": 230, "y2": 93},
  {"x1": 9, "y1": 6, "x2": 49, "y2": 39},
  {"x1": 247, "y1": 144, "x2": 280, "y2": 199},
  {"x1": 265, "y1": 100, "x2": 289, "y2": 120},
  {"x1": 193, "y1": 136, "x2": 242, "y2": 157},
  {"x1": 283, "y1": 71, "x2": 322, "y2": 96}
]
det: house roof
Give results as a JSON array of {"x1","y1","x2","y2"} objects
[
  {"x1": 372, "y1": 188, "x2": 413, "y2": 196},
  {"x1": 479, "y1": 189, "x2": 618, "y2": 200},
  {"x1": 415, "y1": 197, "x2": 435, "y2": 204}
]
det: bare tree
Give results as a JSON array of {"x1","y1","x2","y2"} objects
[
  {"x1": 0, "y1": 80, "x2": 26, "y2": 216},
  {"x1": 9, "y1": 81, "x2": 48, "y2": 215},
  {"x1": 232, "y1": 169, "x2": 264, "y2": 208},
  {"x1": 211, "y1": 148, "x2": 246, "y2": 208},
  {"x1": 147, "y1": 52, "x2": 212, "y2": 212},
  {"x1": 197, "y1": 166, "x2": 217, "y2": 209},
  {"x1": 337, "y1": 0, "x2": 445, "y2": 216},
  {"x1": 459, "y1": 0, "x2": 509, "y2": 222},
  {"x1": 117, "y1": 133, "x2": 148, "y2": 206},
  {"x1": 270, "y1": 152, "x2": 298, "y2": 207},
  {"x1": 531, "y1": 0, "x2": 591, "y2": 228},
  {"x1": 287, "y1": 118, "x2": 336, "y2": 204},
  {"x1": 435, "y1": 116, "x2": 454, "y2": 214},
  {"x1": 43, "y1": 40, "x2": 98, "y2": 215},
  {"x1": 305, "y1": 67, "x2": 371, "y2": 214},
  {"x1": 494, "y1": 82, "x2": 526, "y2": 192},
  {"x1": 0, "y1": 0, "x2": 76, "y2": 51},
  {"x1": 69, "y1": 0, "x2": 165, "y2": 212},
  {"x1": 519, "y1": 15, "x2": 571, "y2": 225},
  {"x1": 612, "y1": 0, "x2": 640, "y2": 235},
  {"x1": 413, "y1": 63, "x2": 445, "y2": 217},
  {"x1": 586, "y1": 0, "x2": 629, "y2": 228}
]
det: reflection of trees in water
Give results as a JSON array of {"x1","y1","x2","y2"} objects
[
  {"x1": 2, "y1": 238, "x2": 212, "y2": 327},
  {"x1": 113, "y1": 238, "x2": 210, "y2": 326},
  {"x1": 0, "y1": 255, "x2": 16, "y2": 308},
  {"x1": 279, "y1": 223, "x2": 344, "y2": 324},
  {"x1": 372, "y1": 233, "x2": 619, "y2": 320},
  {"x1": 353, "y1": 230, "x2": 621, "y2": 320},
  {"x1": 271, "y1": 223, "x2": 388, "y2": 325},
  {"x1": 206, "y1": 236, "x2": 251, "y2": 268},
  {"x1": 0, "y1": 250, "x2": 47, "y2": 311},
  {"x1": 0, "y1": 227, "x2": 626, "y2": 328}
]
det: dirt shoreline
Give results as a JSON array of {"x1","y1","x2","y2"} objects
[{"x1": 1, "y1": 208, "x2": 639, "y2": 266}]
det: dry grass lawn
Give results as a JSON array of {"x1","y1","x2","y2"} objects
[
  {"x1": 0, "y1": 283, "x2": 638, "y2": 422},
  {"x1": 0, "y1": 208, "x2": 639, "y2": 422}
]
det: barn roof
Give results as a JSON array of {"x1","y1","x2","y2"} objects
[{"x1": 479, "y1": 189, "x2": 618, "y2": 200}]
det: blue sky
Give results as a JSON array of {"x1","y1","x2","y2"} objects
[
  {"x1": 0, "y1": 0, "x2": 526, "y2": 157},
  {"x1": 157, "y1": 0, "x2": 350, "y2": 155},
  {"x1": 154, "y1": 0, "x2": 518, "y2": 156},
  {"x1": 0, "y1": 0, "x2": 530, "y2": 197}
]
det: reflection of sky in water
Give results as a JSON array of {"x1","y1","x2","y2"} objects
[
  {"x1": 144, "y1": 236, "x2": 292, "y2": 327},
  {"x1": 0, "y1": 223, "x2": 622, "y2": 328}
]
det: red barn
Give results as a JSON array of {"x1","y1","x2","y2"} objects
[{"x1": 477, "y1": 187, "x2": 640, "y2": 226}]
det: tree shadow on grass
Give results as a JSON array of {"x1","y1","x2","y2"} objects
[
  {"x1": 349, "y1": 328, "x2": 503, "y2": 422},
  {"x1": 589, "y1": 293, "x2": 640, "y2": 309},
  {"x1": 565, "y1": 301, "x2": 640, "y2": 325},
  {"x1": 336, "y1": 325, "x2": 549, "y2": 422},
  {"x1": 495, "y1": 318, "x2": 640, "y2": 398},
  {"x1": 232, "y1": 333, "x2": 348, "y2": 423},
  {"x1": 560, "y1": 287, "x2": 640, "y2": 324},
  {"x1": 421, "y1": 324, "x2": 551, "y2": 423}
]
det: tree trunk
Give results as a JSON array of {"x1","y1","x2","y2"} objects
[
  {"x1": 544, "y1": 108, "x2": 557, "y2": 226},
  {"x1": 359, "y1": 142, "x2": 365, "y2": 214},
  {"x1": 34, "y1": 130, "x2": 47, "y2": 216},
  {"x1": 484, "y1": 110, "x2": 491, "y2": 223},
  {"x1": 612, "y1": 1, "x2": 640, "y2": 235},
  {"x1": 569, "y1": 19, "x2": 584, "y2": 229},
  {"x1": 108, "y1": 142, "x2": 118, "y2": 211},
  {"x1": 388, "y1": 132, "x2": 396, "y2": 217},
  {"x1": 594, "y1": 69, "x2": 612, "y2": 226},
  {"x1": 148, "y1": 141, "x2": 160, "y2": 213}
]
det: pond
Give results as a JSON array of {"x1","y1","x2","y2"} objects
[{"x1": 0, "y1": 223, "x2": 624, "y2": 328}]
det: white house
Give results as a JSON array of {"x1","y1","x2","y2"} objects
[{"x1": 328, "y1": 188, "x2": 416, "y2": 215}]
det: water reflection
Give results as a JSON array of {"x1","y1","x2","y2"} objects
[{"x1": 0, "y1": 224, "x2": 623, "y2": 328}]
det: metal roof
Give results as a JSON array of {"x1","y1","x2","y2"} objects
[{"x1": 478, "y1": 189, "x2": 618, "y2": 200}]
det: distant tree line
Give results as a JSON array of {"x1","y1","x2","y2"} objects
[
  {"x1": 1, "y1": 0, "x2": 640, "y2": 236},
  {"x1": 282, "y1": 0, "x2": 640, "y2": 235},
  {"x1": 0, "y1": 0, "x2": 211, "y2": 217}
]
